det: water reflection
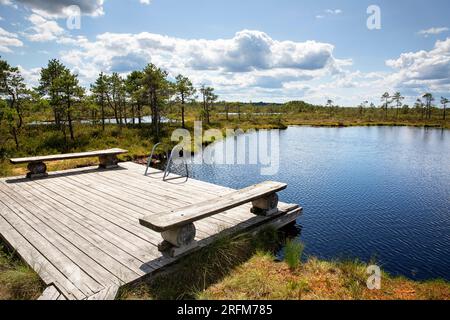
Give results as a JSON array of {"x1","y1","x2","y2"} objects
[{"x1": 190, "y1": 126, "x2": 450, "y2": 281}]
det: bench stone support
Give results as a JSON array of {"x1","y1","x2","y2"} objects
[
  {"x1": 158, "y1": 223, "x2": 197, "y2": 257},
  {"x1": 161, "y1": 223, "x2": 196, "y2": 247},
  {"x1": 251, "y1": 193, "x2": 279, "y2": 216},
  {"x1": 139, "y1": 181, "x2": 288, "y2": 257},
  {"x1": 26, "y1": 161, "x2": 48, "y2": 179},
  {"x1": 98, "y1": 155, "x2": 119, "y2": 169}
]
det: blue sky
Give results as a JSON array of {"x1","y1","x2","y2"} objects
[{"x1": 1, "y1": 0, "x2": 449, "y2": 105}]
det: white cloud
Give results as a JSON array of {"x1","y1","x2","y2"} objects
[
  {"x1": 17, "y1": 65, "x2": 40, "y2": 87},
  {"x1": 317, "y1": 9, "x2": 342, "y2": 19},
  {"x1": 55, "y1": 29, "x2": 348, "y2": 96},
  {"x1": 418, "y1": 27, "x2": 449, "y2": 37},
  {"x1": 65, "y1": 29, "x2": 339, "y2": 72},
  {"x1": 326, "y1": 9, "x2": 342, "y2": 15},
  {"x1": 4, "y1": 0, "x2": 150, "y2": 17},
  {"x1": 0, "y1": 27, "x2": 23, "y2": 52},
  {"x1": 13, "y1": 0, "x2": 104, "y2": 18},
  {"x1": 310, "y1": 38, "x2": 450, "y2": 105},
  {"x1": 24, "y1": 13, "x2": 65, "y2": 42},
  {"x1": 386, "y1": 38, "x2": 450, "y2": 91},
  {"x1": 16, "y1": 28, "x2": 449, "y2": 105},
  {"x1": 0, "y1": 0, "x2": 17, "y2": 9}
]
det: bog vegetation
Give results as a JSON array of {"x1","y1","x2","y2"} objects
[
  {"x1": 116, "y1": 229, "x2": 450, "y2": 301},
  {"x1": 0, "y1": 56, "x2": 449, "y2": 299},
  {"x1": 1, "y1": 56, "x2": 449, "y2": 176}
]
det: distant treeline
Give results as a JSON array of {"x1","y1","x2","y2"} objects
[{"x1": 1, "y1": 57, "x2": 448, "y2": 151}]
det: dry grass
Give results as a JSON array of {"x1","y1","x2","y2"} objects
[
  {"x1": 117, "y1": 228, "x2": 450, "y2": 301},
  {"x1": 199, "y1": 254, "x2": 450, "y2": 300},
  {"x1": 118, "y1": 228, "x2": 280, "y2": 300},
  {"x1": 0, "y1": 245, "x2": 44, "y2": 300}
]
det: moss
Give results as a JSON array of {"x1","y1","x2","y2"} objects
[{"x1": 200, "y1": 254, "x2": 450, "y2": 300}]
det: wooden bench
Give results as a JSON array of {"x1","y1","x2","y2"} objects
[
  {"x1": 139, "y1": 181, "x2": 288, "y2": 257},
  {"x1": 10, "y1": 148, "x2": 128, "y2": 179}
]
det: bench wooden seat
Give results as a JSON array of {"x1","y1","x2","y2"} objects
[
  {"x1": 139, "y1": 181, "x2": 291, "y2": 256},
  {"x1": 10, "y1": 148, "x2": 128, "y2": 178}
]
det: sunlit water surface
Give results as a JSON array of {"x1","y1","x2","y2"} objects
[{"x1": 187, "y1": 126, "x2": 450, "y2": 281}]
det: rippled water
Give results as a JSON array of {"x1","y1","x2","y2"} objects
[{"x1": 188, "y1": 126, "x2": 450, "y2": 281}]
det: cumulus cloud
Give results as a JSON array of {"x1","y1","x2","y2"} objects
[
  {"x1": 0, "y1": 27, "x2": 23, "y2": 52},
  {"x1": 50, "y1": 29, "x2": 349, "y2": 101},
  {"x1": 62, "y1": 29, "x2": 339, "y2": 75},
  {"x1": 386, "y1": 38, "x2": 450, "y2": 91},
  {"x1": 310, "y1": 39, "x2": 450, "y2": 106},
  {"x1": 4, "y1": 0, "x2": 150, "y2": 17},
  {"x1": 17, "y1": 65, "x2": 40, "y2": 87},
  {"x1": 0, "y1": 0, "x2": 17, "y2": 8},
  {"x1": 418, "y1": 27, "x2": 449, "y2": 37},
  {"x1": 24, "y1": 13, "x2": 65, "y2": 42},
  {"x1": 13, "y1": 0, "x2": 104, "y2": 18}
]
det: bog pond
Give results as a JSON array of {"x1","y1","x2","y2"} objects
[{"x1": 189, "y1": 126, "x2": 450, "y2": 281}]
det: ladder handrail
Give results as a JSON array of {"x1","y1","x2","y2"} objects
[
  {"x1": 144, "y1": 143, "x2": 189, "y2": 181},
  {"x1": 163, "y1": 144, "x2": 189, "y2": 182},
  {"x1": 145, "y1": 142, "x2": 164, "y2": 176}
]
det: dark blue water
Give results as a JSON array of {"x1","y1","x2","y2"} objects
[{"x1": 189, "y1": 126, "x2": 450, "y2": 281}]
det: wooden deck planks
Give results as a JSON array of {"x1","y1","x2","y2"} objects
[
  {"x1": 0, "y1": 201, "x2": 96, "y2": 298},
  {"x1": 0, "y1": 162, "x2": 302, "y2": 300},
  {"x1": 2, "y1": 181, "x2": 143, "y2": 283},
  {"x1": 0, "y1": 215, "x2": 85, "y2": 300},
  {"x1": 0, "y1": 187, "x2": 110, "y2": 293},
  {"x1": 38, "y1": 285, "x2": 67, "y2": 300},
  {"x1": 86, "y1": 285, "x2": 119, "y2": 300}
]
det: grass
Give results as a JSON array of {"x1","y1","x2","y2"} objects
[
  {"x1": 117, "y1": 228, "x2": 450, "y2": 301},
  {"x1": 283, "y1": 239, "x2": 304, "y2": 271},
  {"x1": 199, "y1": 254, "x2": 450, "y2": 300},
  {"x1": 1, "y1": 111, "x2": 449, "y2": 300},
  {"x1": 1, "y1": 226, "x2": 449, "y2": 300},
  {"x1": 0, "y1": 244, "x2": 44, "y2": 300},
  {"x1": 1, "y1": 110, "x2": 448, "y2": 178},
  {"x1": 117, "y1": 228, "x2": 280, "y2": 300}
]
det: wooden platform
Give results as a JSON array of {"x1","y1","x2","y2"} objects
[{"x1": 0, "y1": 162, "x2": 301, "y2": 300}]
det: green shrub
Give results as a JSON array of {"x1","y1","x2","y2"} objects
[{"x1": 284, "y1": 239, "x2": 304, "y2": 270}]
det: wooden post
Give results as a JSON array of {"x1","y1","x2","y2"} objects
[
  {"x1": 98, "y1": 155, "x2": 119, "y2": 169},
  {"x1": 251, "y1": 193, "x2": 279, "y2": 216},
  {"x1": 26, "y1": 161, "x2": 48, "y2": 179}
]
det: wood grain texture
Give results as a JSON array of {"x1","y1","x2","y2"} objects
[
  {"x1": 10, "y1": 148, "x2": 128, "y2": 164},
  {"x1": 0, "y1": 162, "x2": 301, "y2": 300},
  {"x1": 139, "y1": 181, "x2": 288, "y2": 232}
]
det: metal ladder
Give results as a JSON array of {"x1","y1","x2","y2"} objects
[{"x1": 144, "y1": 143, "x2": 189, "y2": 181}]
